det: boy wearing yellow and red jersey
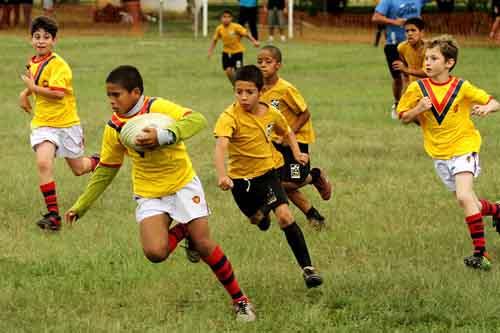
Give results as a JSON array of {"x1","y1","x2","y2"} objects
[
  {"x1": 214, "y1": 65, "x2": 323, "y2": 288},
  {"x1": 64, "y1": 65, "x2": 256, "y2": 322},
  {"x1": 19, "y1": 16, "x2": 98, "y2": 231},
  {"x1": 257, "y1": 45, "x2": 332, "y2": 229},
  {"x1": 397, "y1": 35, "x2": 500, "y2": 270},
  {"x1": 208, "y1": 10, "x2": 259, "y2": 84}
]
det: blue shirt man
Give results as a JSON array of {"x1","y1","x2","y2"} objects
[{"x1": 375, "y1": 0, "x2": 425, "y2": 44}]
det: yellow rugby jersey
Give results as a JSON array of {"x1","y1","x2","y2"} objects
[
  {"x1": 28, "y1": 52, "x2": 80, "y2": 128},
  {"x1": 100, "y1": 96, "x2": 196, "y2": 198},
  {"x1": 260, "y1": 78, "x2": 315, "y2": 144},
  {"x1": 397, "y1": 77, "x2": 492, "y2": 160},
  {"x1": 397, "y1": 41, "x2": 425, "y2": 83},
  {"x1": 214, "y1": 102, "x2": 291, "y2": 179},
  {"x1": 213, "y1": 22, "x2": 247, "y2": 55}
]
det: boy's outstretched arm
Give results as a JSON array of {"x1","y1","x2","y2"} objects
[
  {"x1": 471, "y1": 98, "x2": 500, "y2": 117},
  {"x1": 214, "y1": 137, "x2": 233, "y2": 191},
  {"x1": 246, "y1": 33, "x2": 260, "y2": 48},
  {"x1": 208, "y1": 39, "x2": 217, "y2": 58},
  {"x1": 64, "y1": 166, "x2": 119, "y2": 223}
]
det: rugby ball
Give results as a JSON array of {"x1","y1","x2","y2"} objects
[{"x1": 119, "y1": 113, "x2": 175, "y2": 152}]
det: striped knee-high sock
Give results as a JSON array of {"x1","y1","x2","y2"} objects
[
  {"x1": 465, "y1": 213, "x2": 486, "y2": 257},
  {"x1": 202, "y1": 245, "x2": 246, "y2": 303},
  {"x1": 480, "y1": 199, "x2": 499, "y2": 217},
  {"x1": 40, "y1": 181, "x2": 58, "y2": 214},
  {"x1": 167, "y1": 224, "x2": 187, "y2": 254}
]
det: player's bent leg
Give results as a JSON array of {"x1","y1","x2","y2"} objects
[
  {"x1": 287, "y1": 190, "x2": 325, "y2": 229},
  {"x1": 65, "y1": 155, "x2": 99, "y2": 176},
  {"x1": 140, "y1": 213, "x2": 177, "y2": 263},
  {"x1": 225, "y1": 68, "x2": 235, "y2": 84},
  {"x1": 274, "y1": 204, "x2": 323, "y2": 288}
]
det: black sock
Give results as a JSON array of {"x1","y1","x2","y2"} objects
[
  {"x1": 306, "y1": 207, "x2": 323, "y2": 220},
  {"x1": 282, "y1": 222, "x2": 312, "y2": 268},
  {"x1": 310, "y1": 168, "x2": 320, "y2": 183}
]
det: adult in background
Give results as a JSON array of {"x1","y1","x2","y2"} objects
[
  {"x1": 490, "y1": 0, "x2": 500, "y2": 41},
  {"x1": 263, "y1": 0, "x2": 287, "y2": 41},
  {"x1": 372, "y1": 0, "x2": 425, "y2": 117},
  {"x1": 238, "y1": 0, "x2": 259, "y2": 41}
]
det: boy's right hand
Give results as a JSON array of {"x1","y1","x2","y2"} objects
[
  {"x1": 64, "y1": 210, "x2": 79, "y2": 224},
  {"x1": 218, "y1": 176, "x2": 234, "y2": 191},
  {"x1": 19, "y1": 90, "x2": 32, "y2": 114},
  {"x1": 416, "y1": 96, "x2": 432, "y2": 112}
]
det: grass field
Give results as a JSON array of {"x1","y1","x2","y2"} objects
[{"x1": 1, "y1": 33, "x2": 500, "y2": 332}]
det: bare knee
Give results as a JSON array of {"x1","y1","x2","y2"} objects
[
  {"x1": 275, "y1": 205, "x2": 294, "y2": 228},
  {"x1": 143, "y1": 245, "x2": 169, "y2": 263},
  {"x1": 70, "y1": 167, "x2": 86, "y2": 176},
  {"x1": 36, "y1": 158, "x2": 53, "y2": 174}
]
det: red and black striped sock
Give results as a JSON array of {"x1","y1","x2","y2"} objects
[
  {"x1": 202, "y1": 245, "x2": 246, "y2": 303},
  {"x1": 465, "y1": 213, "x2": 486, "y2": 257},
  {"x1": 40, "y1": 181, "x2": 58, "y2": 214},
  {"x1": 480, "y1": 199, "x2": 498, "y2": 217},
  {"x1": 167, "y1": 224, "x2": 187, "y2": 254}
]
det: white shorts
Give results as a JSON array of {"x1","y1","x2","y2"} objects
[
  {"x1": 134, "y1": 176, "x2": 211, "y2": 224},
  {"x1": 30, "y1": 125, "x2": 85, "y2": 159},
  {"x1": 433, "y1": 152, "x2": 480, "y2": 192}
]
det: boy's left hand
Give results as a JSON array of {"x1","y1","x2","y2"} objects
[
  {"x1": 253, "y1": 40, "x2": 260, "y2": 48},
  {"x1": 20, "y1": 71, "x2": 35, "y2": 92},
  {"x1": 294, "y1": 152, "x2": 309, "y2": 166},
  {"x1": 392, "y1": 60, "x2": 407, "y2": 73},
  {"x1": 135, "y1": 127, "x2": 159, "y2": 149},
  {"x1": 471, "y1": 104, "x2": 492, "y2": 117}
]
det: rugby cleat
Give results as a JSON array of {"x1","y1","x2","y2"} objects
[{"x1": 36, "y1": 211, "x2": 61, "y2": 231}]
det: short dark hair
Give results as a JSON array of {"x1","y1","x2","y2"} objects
[
  {"x1": 426, "y1": 35, "x2": 459, "y2": 71},
  {"x1": 221, "y1": 10, "x2": 233, "y2": 17},
  {"x1": 404, "y1": 17, "x2": 425, "y2": 31},
  {"x1": 106, "y1": 65, "x2": 144, "y2": 94},
  {"x1": 234, "y1": 65, "x2": 264, "y2": 91},
  {"x1": 31, "y1": 16, "x2": 58, "y2": 38},
  {"x1": 261, "y1": 45, "x2": 282, "y2": 63}
]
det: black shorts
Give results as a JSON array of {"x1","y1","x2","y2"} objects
[
  {"x1": 222, "y1": 52, "x2": 243, "y2": 70},
  {"x1": 274, "y1": 142, "x2": 311, "y2": 183},
  {"x1": 384, "y1": 44, "x2": 401, "y2": 79},
  {"x1": 231, "y1": 169, "x2": 288, "y2": 218}
]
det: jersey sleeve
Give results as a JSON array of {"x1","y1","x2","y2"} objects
[
  {"x1": 48, "y1": 61, "x2": 71, "y2": 91},
  {"x1": 282, "y1": 85, "x2": 308, "y2": 114},
  {"x1": 214, "y1": 112, "x2": 236, "y2": 138},
  {"x1": 273, "y1": 108, "x2": 292, "y2": 135},
  {"x1": 99, "y1": 125, "x2": 126, "y2": 168},
  {"x1": 150, "y1": 99, "x2": 190, "y2": 121},
  {"x1": 397, "y1": 81, "x2": 423, "y2": 114},
  {"x1": 236, "y1": 23, "x2": 248, "y2": 37},
  {"x1": 462, "y1": 80, "x2": 492, "y2": 105},
  {"x1": 375, "y1": 0, "x2": 390, "y2": 16}
]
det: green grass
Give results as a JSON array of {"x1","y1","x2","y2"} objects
[{"x1": 1, "y1": 35, "x2": 500, "y2": 332}]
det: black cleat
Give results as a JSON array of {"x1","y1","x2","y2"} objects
[
  {"x1": 37, "y1": 211, "x2": 61, "y2": 231},
  {"x1": 303, "y1": 266, "x2": 323, "y2": 288}
]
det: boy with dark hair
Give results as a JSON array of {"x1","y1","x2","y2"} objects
[
  {"x1": 393, "y1": 17, "x2": 426, "y2": 84},
  {"x1": 19, "y1": 16, "x2": 99, "y2": 231},
  {"x1": 208, "y1": 10, "x2": 259, "y2": 85},
  {"x1": 397, "y1": 35, "x2": 500, "y2": 270},
  {"x1": 214, "y1": 65, "x2": 323, "y2": 288},
  {"x1": 65, "y1": 65, "x2": 256, "y2": 322},
  {"x1": 257, "y1": 45, "x2": 332, "y2": 229}
]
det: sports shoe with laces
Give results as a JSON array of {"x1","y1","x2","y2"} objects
[
  {"x1": 233, "y1": 299, "x2": 256, "y2": 322},
  {"x1": 307, "y1": 208, "x2": 325, "y2": 229},
  {"x1": 311, "y1": 168, "x2": 332, "y2": 200},
  {"x1": 464, "y1": 254, "x2": 492, "y2": 271},
  {"x1": 183, "y1": 237, "x2": 200, "y2": 263},
  {"x1": 302, "y1": 266, "x2": 323, "y2": 288},
  {"x1": 37, "y1": 211, "x2": 61, "y2": 231},
  {"x1": 391, "y1": 102, "x2": 399, "y2": 119}
]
